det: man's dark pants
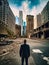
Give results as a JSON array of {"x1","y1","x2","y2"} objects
[{"x1": 21, "y1": 57, "x2": 28, "y2": 65}]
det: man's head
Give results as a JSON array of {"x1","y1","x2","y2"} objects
[{"x1": 24, "y1": 39, "x2": 26, "y2": 44}]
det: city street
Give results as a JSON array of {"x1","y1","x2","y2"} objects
[
  {"x1": 0, "y1": 38, "x2": 49, "y2": 65},
  {"x1": 0, "y1": 0, "x2": 49, "y2": 65}
]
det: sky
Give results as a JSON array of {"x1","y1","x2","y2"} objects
[{"x1": 8, "y1": 0, "x2": 49, "y2": 28}]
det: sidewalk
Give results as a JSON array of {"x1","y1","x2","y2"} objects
[
  {"x1": 30, "y1": 38, "x2": 49, "y2": 43},
  {"x1": 0, "y1": 41, "x2": 13, "y2": 56}
]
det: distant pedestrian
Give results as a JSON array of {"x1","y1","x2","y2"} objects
[{"x1": 19, "y1": 39, "x2": 30, "y2": 65}]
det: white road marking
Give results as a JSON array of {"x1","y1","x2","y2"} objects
[
  {"x1": 32, "y1": 49, "x2": 43, "y2": 53},
  {"x1": 43, "y1": 57, "x2": 49, "y2": 64}
]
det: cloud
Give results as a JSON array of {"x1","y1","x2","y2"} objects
[
  {"x1": 10, "y1": 1, "x2": 37, "y2": 21},
  {"x1": 8, "y1": 0, "x2": 23, "y2": 7},
  {"x1": 10, "y1": 5, "x2": 19, "y2": 16},
  {"x1": 36, "y1": 0, "x2": 49, "y2": 14},
  {"x1": 9, "y1": 0, "x2": 49, "y2": 28},
  {"x1": 9, "y1": 1, "x2": 30, "y2": 25},
  {"x1": 22, "y1": 1, "x2": 30, "y2": 21},
  {"x1": 10, "y1": 0, "x2": 49, "y2": 20}
]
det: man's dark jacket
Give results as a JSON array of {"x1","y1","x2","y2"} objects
[{"x1": 20, "y1": 44, "x2": 30, "y2": 58}]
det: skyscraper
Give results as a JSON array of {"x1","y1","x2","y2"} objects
[
  {"x1": 23, "y1": 22, "x2": 26, "y2": 36},
  {"x1": 19, "y1": 11, "x2": 23, "y2": 36},
  {"x1": 0, "y1": 0, "x2": 9, "y2": 23},
  {"x1": 41, "y1": 1, "x2": 49, "y2": 24},
  {"x1": 37, "y1": 13, "x2": 42, "y2": 27},
  {"x1": 26, "y1": 15, "x2": 34, "y2": 38},
  {"x1": 0, "y1": 0, "x2": 16, "y2": 36}
]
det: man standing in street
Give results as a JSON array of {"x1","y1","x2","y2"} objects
[{"x1": 19, "y1": 39, "x2": 30, "y2": 65}]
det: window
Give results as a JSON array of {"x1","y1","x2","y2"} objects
[{"x1": 0, "y1": 1, "x2": 2, "y2": 5}]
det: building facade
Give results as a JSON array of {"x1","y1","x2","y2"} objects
[
  {"x1": 7, "y1": 7, "x2": 16, "y2": 34},
  {"x1": 26, "y1": 15, "x2": 34, "y2": 38},
  {"x1": 23, "y1": 22, "x2": 26, "y2": 36},
  {"x1": 41, "y1": 1, "x2": 49, "y2": 24},
  {"x1": 37, "y1": 13, "x2": 42, "y2": 27},
  {"x1": 15, "y1": 24, "x2": 21, "y2": 37},
  {"x1": 19, "y1": 11, "x2": 23, "y2": 36},
  {"x1": 0, "y1": 0, "x2": 9, "y2": 24},
  {"x1": 23, "y1": 26, "x2": 26, "y2": 36},
  {"x1": 0, "y1": 0, "x2": 16, "y2": 37},
  {"x1": 32, "y1": 1, "x2": 49, "y2": 39}
]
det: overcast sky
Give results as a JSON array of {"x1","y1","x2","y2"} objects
[{"x1": 8, "y1": 0, "x2": 49, "y2": 28}]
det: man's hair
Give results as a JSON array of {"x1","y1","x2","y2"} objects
[{"x1": 24, "y1": 39, "x2": 26, "y2": 43}]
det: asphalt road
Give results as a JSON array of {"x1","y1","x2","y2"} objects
[
  {"x1": 30, "y1": 40, "x2": 49, "y2": 65},
  {"x1": 0, "y1": 38, "x2": 49, "y2": 65}
]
